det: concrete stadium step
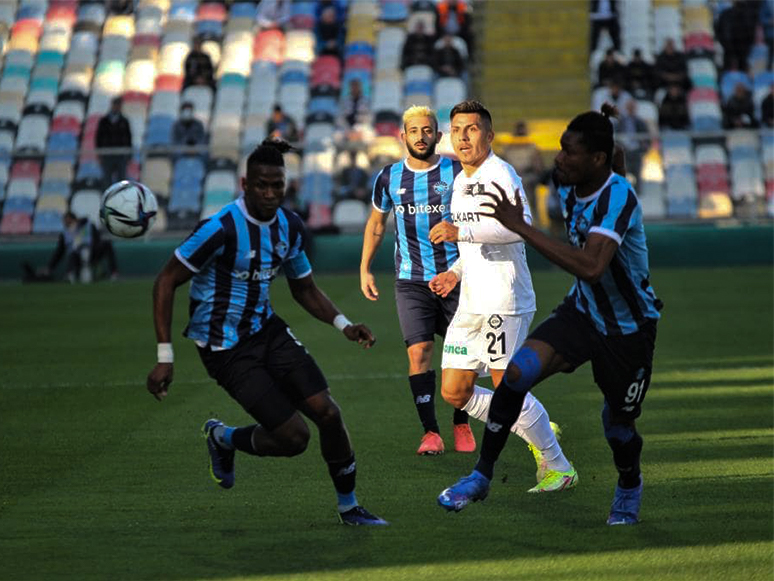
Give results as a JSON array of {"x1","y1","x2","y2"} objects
[{"x1": 475, "y1": 0, "x2": 590, "y2": 126}]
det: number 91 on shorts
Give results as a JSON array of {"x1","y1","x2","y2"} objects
[{"x1": 441, "y1": 312, "x2": 534, "y2": 375}]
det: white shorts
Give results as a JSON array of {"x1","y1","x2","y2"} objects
[{"x1": 442, "y1": 312, "x2": 535, "y2": 375}]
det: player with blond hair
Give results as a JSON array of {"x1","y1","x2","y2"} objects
[
  {"x1": 361, "y1": 105, "x2": 475, "y2": 455},
  {"x1": 361, "y1": 107, "x2": 569, "y2": 484}
]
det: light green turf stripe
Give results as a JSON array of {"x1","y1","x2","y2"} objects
[
  {"x1": 213, "y1": 541, "x2": 773, "y2": 581},
  {"x1": 650, "y1": 385, "x2": 774, "y2": 398},
  {"x1": 647, "y1": 428, "x2": 774, "y2": 442},
  {"x1": 652, "y1": 366, "x2": 774, "y2": 382}
]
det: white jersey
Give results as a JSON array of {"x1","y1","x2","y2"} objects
[{"x1": 449, "y1": 151, "x2": 536, "y2": 316}]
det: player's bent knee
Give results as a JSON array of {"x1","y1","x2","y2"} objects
[
  {"x1": 502, "y1": 347, "x2": 542, "y2": 394},
  {"x1": 440, "y1": 384, "x2": 471, "y2": 410},
  {"x1": 314, "y1": 400, "x2": 344, "y2": 429},
  {"x1": 601, "y1": 403, "x2": 636, "y2": 444},
  {"x1": 284, "y1": 428, "x2": 310, "y2": 456}
]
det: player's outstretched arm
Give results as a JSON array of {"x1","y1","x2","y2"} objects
[
  {"x1": 288, "y1": 274, "x2": 376, "y2": 348},
  {"x1": 478, "y1": 192, "x2": 619, "y2": 283},
  {"x1": 147, "y1": 256, "x2": 194, "y2": 401},
  {"x1": 360, "y1": 208, "x2": 389, "y2": 301}
]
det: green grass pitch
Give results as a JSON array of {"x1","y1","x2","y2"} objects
[{"x1": 1, "y1": 266, "x2": 772, "y2": 581}]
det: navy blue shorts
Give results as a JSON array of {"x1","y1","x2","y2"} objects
[
  {"x1": 395, "y1": 279, "x2": 460, "y2": 347},
  {"x1": 197, "y1": 315, "x2": 328, "y2": 431},
  {"x1": 528, "y1": 298, "x2": 658, "y2": 422}
]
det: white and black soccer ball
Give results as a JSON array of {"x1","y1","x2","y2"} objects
[{"x1": 100, "y1": 180, "x2": 158, "y2": 238}]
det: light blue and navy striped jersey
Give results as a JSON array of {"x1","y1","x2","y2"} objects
[
  {"x1": 174, "y1": 198, "x2": 311, "y2": 349},
  {"x1": 557, "y1": 172, "x2": 660, "y2": 336},
  {"x1": 372, "y1": 156, "x2": 462, "y2": 281}
]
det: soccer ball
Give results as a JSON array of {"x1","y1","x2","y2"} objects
[{"x1": 100, "y1": 180, "x2": 158, "y2": 238}]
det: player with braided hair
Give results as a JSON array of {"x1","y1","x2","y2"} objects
[{"x1": 147, "y1": 138, "x2": 388, "y2": 526}]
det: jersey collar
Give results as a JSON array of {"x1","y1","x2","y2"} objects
[
  {"x1": 463, "y1": 150, "x2": 496, "y2": 180},
  {"x1": 237, "y1": 197, "x2": 278, "y2": 226},
  {"x1": 403, "y1": 156, "x2": 442, "y2": 173},
  {"x1": 573, "y1": 171, "x2": 615, "y2": 202}
]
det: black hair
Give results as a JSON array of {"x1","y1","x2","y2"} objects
[
  {"x1": 246, "y1": 138, "x2": 294, "y2": 169},
  {"x1": 566, "y1": 103, "x2": 618, "y2": 167},
  {"x1": 450, "y1": 100, "x2": 493, "y2": 130}
]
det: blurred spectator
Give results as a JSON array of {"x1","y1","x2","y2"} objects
[
  {"x1": 257, "y1": 0, "x2": 291, "y2": 30},
  {"x1": 723, "y1": 82, "x2": 759, "y2": 128},
  {"x1": 432, "y1": 33, "x2": 465, "y2": 77},
  {"x1": 316, "y1": 3, "x2": 344, "y2": 60},
  {"x1": 597, "y1": 48, "x2": 625, "y2": 87},
  {"x1": 108, "y1": 0, "x2": 134, "y2": 15},
  {"x1": 183, "y1": 37, "x2": 215, "y2": 89},
  {"x1": 761, "y1": 0, "x2": 773, "y2": 68},
  {"x1": 337, "y1": 79, "x2": 373, "y2": 166},
  {"x1": 658, "y1": 84, "x2": 690, "y2": 130},
  {"x1": 716, "y1": 0, "x2": 760, "y2": 72},
  {"x1": 172, "y1": 102, "x2": 207, "y2": 155},
  {"x1": 592, "y1": 80, "x2": 633, "y2": 112},
  {"x1": 437, "y1": 0, "x2": 472, "y2": 52},
  {"x1": 502, "y1": 120, "x2": 545, "y2": 211},
  {"x1": 615, "y1": 100, "x2": 650, "y2": 185},
  {"x1": 625, "y1": 48, "x2": 655, "y2": 99},
  {"x1": 23, "y1": 212, "x2": 118, "y2": 284},
  {"x1": 762, "y1": 89, "x2": 774, "y2": 127},
  {"x1": 401, "y1": 21, "x2": 435, "y2": 69},
  {"x1": 590, "y1": 0, "x2": 620, "y2": 51},
  {"x1": 266, "y1": 105, "x2": 299, "y2": 143},
  {"x1": 340, "y1": 79, "x2": 370, "y2": 128},
  {"x1": 655, "y1": 38, "x2": 689, "y2": 89},
  {"x1": 96, "y1": 97, "x2": 132, "y2": 186},
  {"x1": 338, "y1": 79, "x2": 372, "y2": 142}
]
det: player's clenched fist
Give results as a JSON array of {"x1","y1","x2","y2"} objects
[
  {"x1": 342, "y1": 323, "x2": 376, "y2": 348},
  {"x1": 147, "y1": 363, "x2": 173, "y2": 401}
]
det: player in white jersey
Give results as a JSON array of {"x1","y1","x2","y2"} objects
[{"x1": 429, "y1": 100, "x2": 578, "y2": 493}]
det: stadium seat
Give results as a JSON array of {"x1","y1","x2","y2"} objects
[
  {"x1": 141, "y1": 157, "x2": 172, "y2": 199},
  {"x1": 41, "y1": 161, "x2": 73, "y2": 185},
  {"x1": 230, "y1": 2, "x2": 258, "y2": 19},
  {"x1": 253, "y1": 29, "x2": 285, "y2": 64},
  {"x1": 381, "y1": 1, "x2": 410, "y2": 22},
  {"x1": 10, "y1": 159, "x2": 41, "y2": 182},
  {"x1": 70, "y1": 188, "x2": 101, "y2": 224},
  {"x1": 32, "y1": 208, "x2": 66, "y2": 234},
  {"x1": 687, "y1": 57, "x2": 717, "y2": 89},
  {"x1": 15, "y1": 114, "x2": 50, "y2": 153},
  {"x1": 665, "y1": 164, "x2": 698, "y2": 217},
  {"x1": 181, "y1": 85, "x2": 213, "y2": 127},
  {"x1": 0, "y1": 211, "x2": 33, "y2": 234},
  {"x1": 4, "y1": 195, "x2": 35, "y2": 214},
  {"x1": 654, "y1": 6, "x2": 682, "y2": 53},
  {"x1": 332, "y1": 199, "x2": 368, "y2": 233},
  {"x1": 45, "y1": 132, "x2": 78, "y2": 163},
  {"x1": 6, "y1": 177, "x2": 38, "y2": 201},
  {"x1": 154, "y1": 74, "x2": 184, "y2": 92},
  {"x1": 145, "y1": 115, "x2": 174, "y2": 148}
]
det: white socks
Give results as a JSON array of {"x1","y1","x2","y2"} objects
[{"x1": 462, "y1": 385, "x2": 572, "y2": 473}]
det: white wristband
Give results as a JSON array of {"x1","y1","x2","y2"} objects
[
  {"x1": 332, "y1": 314, "x2": 352, "y2": 331},
  {"x1": 157, "y1": 343, "x2": 174, "y2": 363}
]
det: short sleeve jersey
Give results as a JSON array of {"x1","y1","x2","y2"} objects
[
  {"x1": 174, "y1": 198, "x2": 311, "y2": 349},
  {"x1": 557, "y1": 172, "x2": 661, "y2": 336},
  {"x1": 372, "y1": 156, "x2": 462, "y2": 281}
]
